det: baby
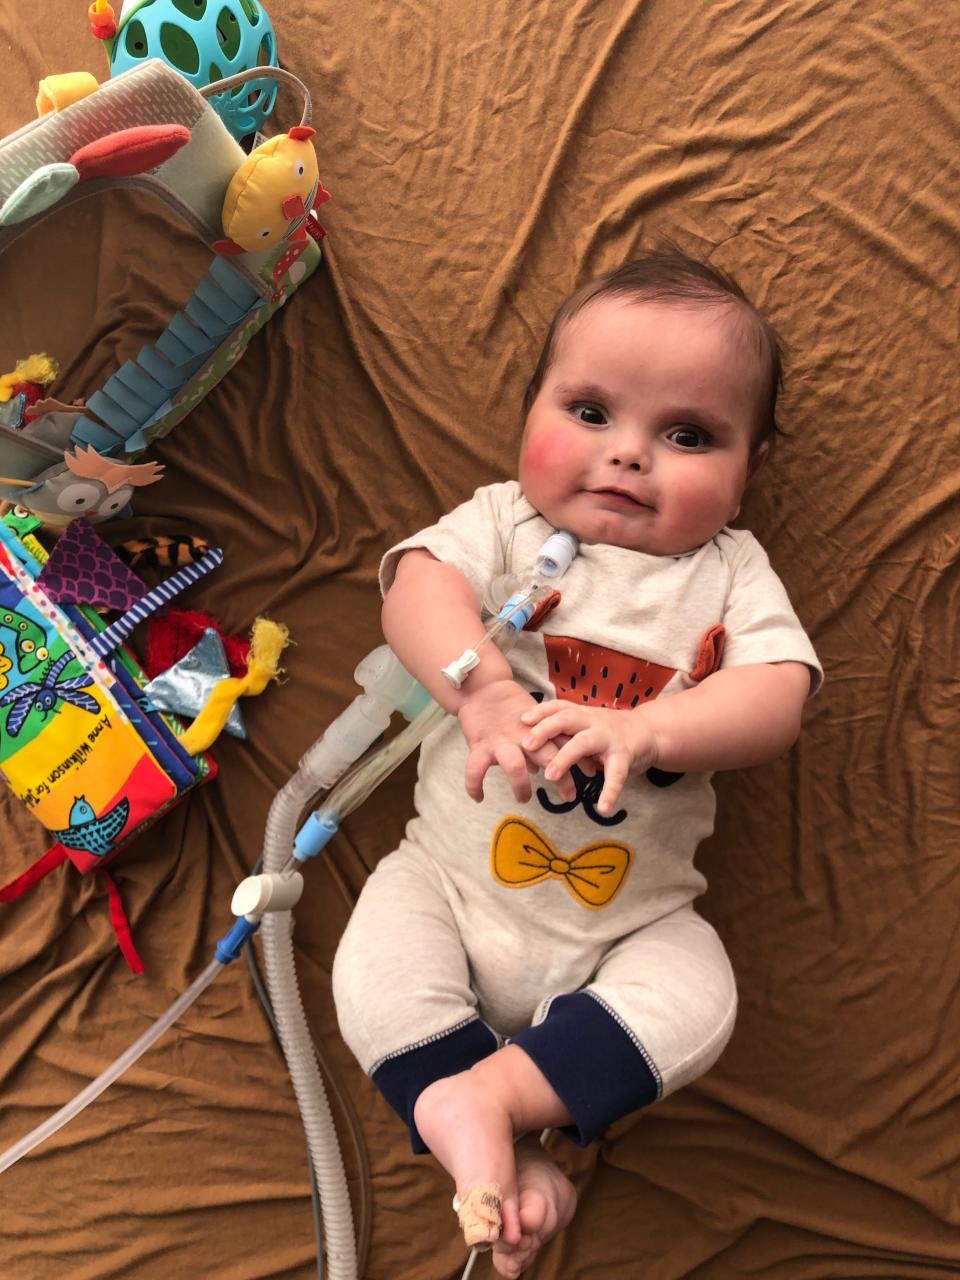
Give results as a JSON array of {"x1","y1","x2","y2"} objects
[{"x1": 333, "y1": 249, "x2": 822, "y2": 1276}]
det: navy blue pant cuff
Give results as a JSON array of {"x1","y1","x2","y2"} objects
[
  {"x1": 371, "y1": 1017, "x2": 500, "y2": 1154},
  {"x1": 510, "y1": 991, "x2": 661, "y2": 1146}
]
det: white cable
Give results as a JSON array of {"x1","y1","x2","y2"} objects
[{"x1": 459, "y1": 1247, "x2": 481, "y2": 1279}]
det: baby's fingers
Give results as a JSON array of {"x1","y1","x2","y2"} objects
[
  {"x1": 526, "y1": 740, "x2": 577, "y2": 802},
  {"x1": 542, "y1": 729, "x2": 605, "y2": 782},
  {"x1": 464, "y1": 745, "x2": 494, "y2": 802},
  {"x1": 495, "y1": 742, "x2": 533, "y2": 804},
  {"x1": 596, "y1": 751, "x2": 631, "y2": 815},
  {"x1": 519, "y1": 700, "x2": 558, "y2": 726},
  {"x1": 521, "y1": 706, "x2": 584, "y2": 752}
]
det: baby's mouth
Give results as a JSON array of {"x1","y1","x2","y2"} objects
[{"x1": 589, "y1": 486, "x2": 654, "y2": 510}]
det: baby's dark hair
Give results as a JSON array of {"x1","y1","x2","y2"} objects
[{"x1": 522, "y1": 248, "x2": 785, "y2": 448}]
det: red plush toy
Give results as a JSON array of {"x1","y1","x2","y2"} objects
[{"x1": 145, "y1": 609, "x2": 251, "y2": 681}]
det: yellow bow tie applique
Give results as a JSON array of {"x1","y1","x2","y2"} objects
[{"x1": 490, "y1": 816, "x2": 633, "y2": 910}]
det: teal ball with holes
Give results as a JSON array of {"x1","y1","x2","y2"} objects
[{"x1": 107, "y1": 0, "x2": 279, "y2": 141}]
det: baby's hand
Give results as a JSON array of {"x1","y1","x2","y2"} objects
[
  {"x1": 520, "y1": 701, "x2": 659, "y2": 815},
  {"x1": 458, "y1": 680, "x2": 577, "y2": 805}
]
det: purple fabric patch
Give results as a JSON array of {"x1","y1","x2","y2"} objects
[{"x1": 38, "y1": 518, "x2": 149, "y2": 611}]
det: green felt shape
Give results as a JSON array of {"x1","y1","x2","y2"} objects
[{"x1": 0, "y1": 163, "x2": 80, "y2": 225}]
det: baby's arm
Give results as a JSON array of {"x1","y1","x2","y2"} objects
[
  {"x1": 382, "y1": 548, "x2": 511, "y2": 711},
  {"x1": 521, "y1": 662, "x2": 811, "y2": 815},
  {"x1": 382, "y1": 549, "x2": 576, "y2": 802}
]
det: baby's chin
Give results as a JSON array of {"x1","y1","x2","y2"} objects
[
  {"x1": 553, "y1": 515, "x2": 715, "y2": 557},
  {"x1": 578, "y1": 531, "x2": 684, "y2": 555}
]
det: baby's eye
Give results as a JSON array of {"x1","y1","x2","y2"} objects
[
  {"x1": 667, "y1": 426, "x2": 709, "y2": 449},
  {"x1": 573, "y1": 404, "x2": 607, "y2": 426}
]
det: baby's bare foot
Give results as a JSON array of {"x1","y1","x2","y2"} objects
[
  {"x1": 413, "y1": 1070, "x2": 522, "y2": 1248},
  {"x1": 491, "y1": 1134, "x2": 576, "y2": 1278}
]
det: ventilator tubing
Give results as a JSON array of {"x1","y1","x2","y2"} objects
[
  {"x1": 251, "y1": 640, "x2": 447, "y2": 1280},
  {"x1": 252, "y1": 531, "x2": 578, "y2": 1275},
  {"x1": 303, "y1": 531, "x2": 581, "y2": 842},
  {"x1": 258, "y1": 758, "x2": 359, "y2": 1279},
  {"x1": 253, "y1": 531, "x2": 577, "y2": 1278}
]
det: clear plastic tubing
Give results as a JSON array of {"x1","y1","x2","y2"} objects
[
  {"x1": 0, "y1": 957, "x2": 224, "y2": 1174},
  {"x1": 284, "y1": 571, "x2": 570, "y2": 871}
]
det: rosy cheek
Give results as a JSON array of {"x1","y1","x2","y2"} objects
[{"x1": 520, "y1": 429, "x2": 579, "y2": 478}]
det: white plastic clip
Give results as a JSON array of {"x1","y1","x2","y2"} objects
[
  {"x1": 441, "y1": 647, "x2": 480, "y2": 689},
  {"x1": 231, "y1": 872, "x2": 304, "y2": 922}
]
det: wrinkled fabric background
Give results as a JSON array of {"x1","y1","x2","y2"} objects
[{"x1": 0, "y1": 2, "x2": 957, "y2": 1276}]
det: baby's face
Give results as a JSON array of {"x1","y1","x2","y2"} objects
[{"x1": 519, "y1": 296, "x2": 769, "y2": 556}]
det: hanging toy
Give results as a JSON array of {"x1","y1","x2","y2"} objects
[
  {"x1": 208, "y1": 69, "x2": 330, "y2": 302},
  {"x1": 16, "y1": 445, "x2": 165, "y2": 528},
  {"x1": 214, "y1": 124, "x2": 329, "y2": 255},
  {"x1": 89, "y1": 0, "x2": 279, "y2": 142},
  {"x1": 212, "y1": 69, "x2": 330, "y2": 254}
]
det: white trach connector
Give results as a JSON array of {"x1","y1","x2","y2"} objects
[
  {"x1": 231, "y1": 872, "x2": 304, "y2": 922},
  {"x1": 535, "y1": 529, "x2": 579, "y2": 579},
  {"x1": 441, "y1": 648, "x2": 481, "y2": 689}
]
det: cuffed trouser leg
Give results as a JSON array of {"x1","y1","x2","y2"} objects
[
  {"x1": 333, "y1": 850, "x2": 501, "y2": 1152},
  {"x1": 510, "y1": 990, "x2": 660, "y2": 1145},
  {"x1": 335, "y1": 846, "x2": 736, "y2": 1152},
  {"x1": 372, "y1": 1016, "x2": 500, "y2": 1153},
  {"x1": 513, "y1": 905, "x2": 737, "y2": 1145}
]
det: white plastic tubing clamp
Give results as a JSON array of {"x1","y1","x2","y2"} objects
[
  {"x1": 441, "y1": 647, "x2": 480, "y2": 689},
  {"x1": 231, "y1": 872, "x2": 305, "y2": 922},
  {"x1": 214, "y1": 874, "x2": 305, "y2": 964}
]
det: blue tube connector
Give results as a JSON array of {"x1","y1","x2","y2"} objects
[
  {"x1": 215, "y1": 916, "x2": 261, "y2": 964},
  {"x1": 293, "y1": 810, "x2": 339, "y2": 862},
  {"x1": 498, "y1": 592, "x2": 538, "y2": 634}
]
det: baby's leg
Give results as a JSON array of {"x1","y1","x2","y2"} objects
[
  {"x1": 413, "y1": 1043, "x2": 574, "y2": 1252},
  {"x1": 432, "y1": 903, "x2": 735, "y2": 1271},
  {"x1": 335, "y1": 852, "x2": 576, "y2": 1261},
  {"x1": 510, "y1": 902, "x2": 738, "y2": 1146},
  {"x1": 332, "y1": 849, "x2": 500, "y2": 1146}
]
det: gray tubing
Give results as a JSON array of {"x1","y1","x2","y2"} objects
[
  {"x1": 253, "y1": 585, "x2": 560, "y2": 1278},
  {"x1": 260, "y1": 763, "x2": 358, "y2": 1280}
]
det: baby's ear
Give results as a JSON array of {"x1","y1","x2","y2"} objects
[{"x1": 746, "y1": 439, "x2": 770, "y2": 484}]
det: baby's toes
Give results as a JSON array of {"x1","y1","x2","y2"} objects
[
  {"x1": 491, "y1": 1239, "x2": 538, "y2": 1279},
  {"x1": 491, "y1": 1194, "x2": 549, "y2": 1276},
  {"x1": 517, "y1": 1186, "x2": 553, "y2": 1240}
]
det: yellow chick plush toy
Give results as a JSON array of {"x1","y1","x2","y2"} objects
[{"x1": 213, "y1": 125, "x2": 331, "y2": 255}]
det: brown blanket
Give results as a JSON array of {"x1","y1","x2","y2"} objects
[{"x1": 1, "y1": 1, "x2": 957, "y2": 1276}]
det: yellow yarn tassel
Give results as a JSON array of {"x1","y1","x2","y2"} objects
[
  {"x1": 0, "y1": 353, "x2": 59, "y2": 401},
  {"x1": 177, "y1": 617, "x2": 290, "y2": 756}
]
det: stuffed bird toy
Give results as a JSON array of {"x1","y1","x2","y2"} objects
[{"x1": 213, "y1": 125, "x2": 331, "y2": 255}]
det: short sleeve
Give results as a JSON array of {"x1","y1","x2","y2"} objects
[
  {"x1": 379, "y1": 481, "x2": 521, "y2": 601},
  {"x1": 719, "y1": 530, "x2": 823, "y2": 696}
]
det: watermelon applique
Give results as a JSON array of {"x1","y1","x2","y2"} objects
[{"x1": 543, "y1": 635, "x2": 676, "y2": 708}]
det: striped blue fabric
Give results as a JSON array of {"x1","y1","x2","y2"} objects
[{"x1": 89, "y1": 548, "x2": 224, "y2": 658}]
